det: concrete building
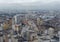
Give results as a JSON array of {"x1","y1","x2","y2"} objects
[
  {"x1": 0, "y1": 25, "x2": 3, "y2": 42},
  {"x1": 37, "y1": 17, "x2": 43, "y2": 26},
  {"x1": 48, "y1": 27, "x2": 54, "y2": 38},
  {"x1": 12, "y1": 14, "x2": 25, "y2": 31}
]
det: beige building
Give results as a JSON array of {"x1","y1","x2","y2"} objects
[
  {"x1": 26, "y1": 30, "x2": 39, "y2": 42},
  {"x1": 48, "y1": 27, "x2": 54, "y2": 38},
  {"x1": 37, "y1": 17, "x2": 43, "y2": 26}
]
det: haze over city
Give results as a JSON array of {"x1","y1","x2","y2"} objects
[
  {"x1": 0, "y1": 0, "x2": 60, "y2": 10},
  {"x1": 0, "y1": 0, "x2": 60, "y2": 42}
]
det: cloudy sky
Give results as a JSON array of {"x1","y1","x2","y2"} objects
[
  {"x1": 0, "y1": 0, "x2": 60, "y2": 6},
  {"x1": 0, "y1": 0, "x2": 60, "y2": 4},
  {"x1": 0, "y1": 0, "x2": 60, "y2": 10}
]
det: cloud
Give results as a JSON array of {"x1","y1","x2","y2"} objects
[
  {"x1": 0, "y1": 0, "x2": 60, "y2": 5},
  {"x1": 0, "y1": 0, "x2": 39, "y2": 3},
  {"x1": 0, "y1": 0, "x2": 59, "y2": 3},
  {"x1": 0, "y1": 0, "x2": 60, "y2": 10}
]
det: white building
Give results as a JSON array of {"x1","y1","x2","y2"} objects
[{"x1": 12, "y1": 14, "x2": 25, "y2": 30}]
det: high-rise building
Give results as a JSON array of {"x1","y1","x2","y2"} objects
[{"x1": 37, "y1": 17, "x2": 43, "y2": 26}]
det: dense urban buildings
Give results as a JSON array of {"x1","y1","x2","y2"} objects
[{"x1": 0, "y1": 10, "x2": 60, "y2": 42}]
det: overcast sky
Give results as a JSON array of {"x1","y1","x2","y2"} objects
[
  {"x1": 0, "y1": 0, "x2": 60, "y2": 7},
  {"x1": 0, "y1": 0, "x2": 60, "y2": 4},
  {"x1": 0, "y1": 0, "x2": 60, "y2": 10}
]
